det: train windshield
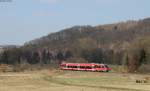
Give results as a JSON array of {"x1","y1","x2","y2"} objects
[{"x1": 104, "y1": 65, "x2": 109, "y2": 68}]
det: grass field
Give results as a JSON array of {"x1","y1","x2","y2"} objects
[{"x1": 0, "y1": 70, "x2": 150, "y2": 91}]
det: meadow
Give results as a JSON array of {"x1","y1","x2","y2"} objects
[{"x1": 0, "y1": 69, "x2": 150, "y2": 91}]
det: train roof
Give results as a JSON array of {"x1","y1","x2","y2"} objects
[{"x1": 61, "y1": 63, "x2": 107, "y2": 66}]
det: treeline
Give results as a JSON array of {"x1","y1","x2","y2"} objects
[
  {"x1": 0, "y1": 48, "x2": 72, "y2": 65},
  {"x1": 0, "y1": 36, "x2": 149, "y2": 72}
]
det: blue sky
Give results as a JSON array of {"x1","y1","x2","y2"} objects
[{"x1": 0, "y1": 0, "x2": 150, "y2": 45}]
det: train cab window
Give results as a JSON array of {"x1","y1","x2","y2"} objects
[
  {"x1": 104, "y1": 65, "x2": 109, "y2": 68},
  {"x1": 64, "y1": 66, "x2": 68, "y2": 68}
]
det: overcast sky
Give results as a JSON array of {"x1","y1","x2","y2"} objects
[{"x1": 0, "y1": 0, "x2": 150, "y2": 45}]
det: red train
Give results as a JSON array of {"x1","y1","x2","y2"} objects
[{"x1": 60, "y1": 63, "x2": 111, "y2": 72}]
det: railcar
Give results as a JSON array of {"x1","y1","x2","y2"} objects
[{"x1": 60, "y1": 63, "x2": 111, "y2": 72}]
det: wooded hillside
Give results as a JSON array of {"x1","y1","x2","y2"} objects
[{"x1": 0, "y1": 18, "x2": 150, "y2": 72}]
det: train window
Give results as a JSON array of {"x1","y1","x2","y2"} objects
[
  {"x1": 86, "y1": 66, "x2": 92, "y2": 69},
  {"x1": 101, "y1": 66, "x2": 105, "y2": 68},
  {"x1": 73, "y1": 66, "x2": 77, "y2": 68},
  {"x1": 68, "y1": 66, "x2": 71, "y2": 68},
  {"x1": 68, "y1": 66, "x2": 77, "y2": 68},
  {"x1": 95, "y1": 65, "x2": 101, "y2": 68},
  {"x1": 80, "y1": 66, "x2": 85, "y2": 69}
]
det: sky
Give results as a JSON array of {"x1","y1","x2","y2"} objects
[{"x1": 0, "y1": 0, "x2": 150, "y2": 45}]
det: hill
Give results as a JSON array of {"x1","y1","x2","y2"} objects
[
  {"x1": 25, "y1": 18, "x2": 150, "y2": 50},
  {"x1": 0, "y1": 18, "x2": 150, "y2": 72}
]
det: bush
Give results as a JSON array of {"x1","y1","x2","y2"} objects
[{"x1": 138, "y1": 64, "x2": 150, "y2": 73}]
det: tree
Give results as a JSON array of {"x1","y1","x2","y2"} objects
[
  {"x1": 31, "y1": 51, "x2": 40, "y2": 64},
  {"x1": 57, "y1": 51, "x2": 65, "y2": 64},
  {"x1": 82, "y1": 48, "x2": 104, "y2": 63},
  {"x1": 22, "y1": 50, "x2": 32, "y2": 64},
  {"x1": 64, "y1": 50, "x2": 73, "y2": 59},
  {"x1": 125, "y1": 36, "x2": 150, "y2": 72},
  {"x1": 0, "y1": 50, "x2": 9, "y2": 64}
]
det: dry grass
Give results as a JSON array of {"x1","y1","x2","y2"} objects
[
  {"x1": 0, "y1": 64, "x2": 13, "y2": 72},
  {"x1": 0, "y1": 70, "x2": 150, "y2": 91}
]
